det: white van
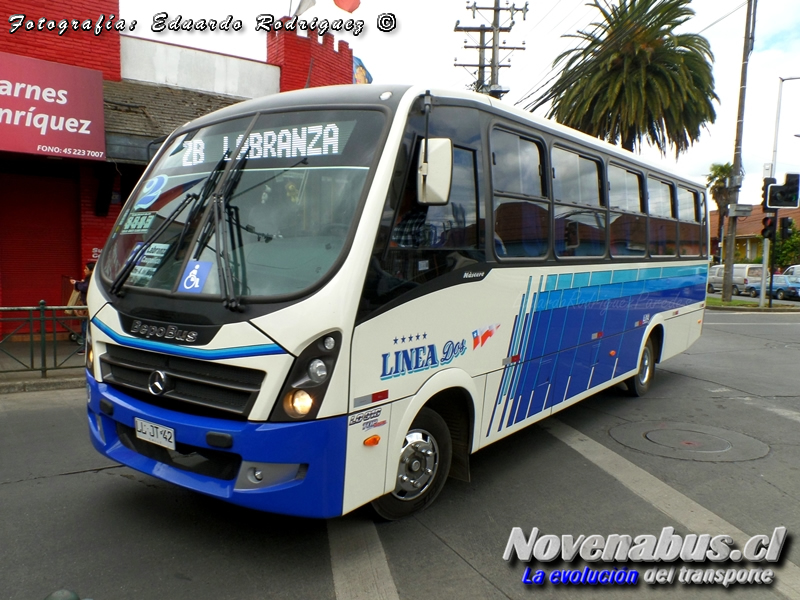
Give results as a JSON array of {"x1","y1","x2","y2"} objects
[{"x1": 707, "y1": 264, "x2": 763, "y2": 295}]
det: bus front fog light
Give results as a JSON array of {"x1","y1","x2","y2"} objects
[
  {"x1": 285, "y1": 390, "x2": 314, "y2": 418},
  {"x1": 323, "y1": 336, "x2": 336, "y2": 350},
  {"x1": 307, "y1": 359, "x2": 328, "y2": 383}
]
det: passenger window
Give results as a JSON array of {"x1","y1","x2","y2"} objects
[
  {"x1": 494, "y1": 198, "x2": 549, "y2": 258},
  {"x1": 491, "y1": 129, "x2": 549, "y2": 258},
  {"x1": 555, "y1": 206, "x2": 607, "y2": 257},
  {"x1": 648, "y1": 177, "x2": 674, "y2": 217},
  {"x1": 491, "y1": 130, "x2": 543, "y2": 197},
  {"x1": 552, "y1": 147, "x2": 605, "y2": 257},
  {"x1": 610, "y1": 213, "x2": 646, "y2": 257},
  {"x1": 552, "y1": 147, "x2": 601, "y2": 206},
  {"x1": 608, "y1": 166, "x2": 645, "y2": 257},
  {"x1": 647, "y1": 177, "x2": 676, "y2": 256},
  {"x1": 677, "y1": 187, "x2": 700, "y2": 256},
  {"x1": 608, "y1": 165, "x2": 643, "y2": 212}
]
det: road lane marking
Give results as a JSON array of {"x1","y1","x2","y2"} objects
[
  {"x1": 541, "y1": 419, "x2": 800, "y2": 599},
  {"x1": 739, "y1": 398, "x2": 800, "y2": 425},
  {"x1": 328, "y1": 517, "x2": 400, "y2": 600}
]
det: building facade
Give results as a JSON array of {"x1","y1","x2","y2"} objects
[{"x1": 0, "y1": 1, "x2": 354, "y2": 316}]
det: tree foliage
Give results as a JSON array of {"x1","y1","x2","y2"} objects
[
  {"x1": 707, "y1": 162, "x2": 733, "y2": 218},
  {"x1": 530, "y1": 0, "x2": 718, "y2": 157},
  {"x1": 773, "y1": 224, "x2": 800, "y2": 270},
  {"x1": 706, "y1": 162, "x2": 732, "y2": 260}
]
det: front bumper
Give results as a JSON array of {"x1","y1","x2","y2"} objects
[{"x1": 87, "y1": 375, "x2": 347, "y2": 518}]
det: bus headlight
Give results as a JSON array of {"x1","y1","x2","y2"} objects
[
  {"x1": 284, "y1": 390, "x2": 315, "y2": 418},
  {"x1": 85, "y1": 326, "x2": 95, "y2": 378},
  {"x1": 270, "y1": 331, "x2": 342, "y2": 422}
]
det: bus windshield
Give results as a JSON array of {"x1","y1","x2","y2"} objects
[{"x1": 101, "y1": 109, "x2": 385, "y2": 300}]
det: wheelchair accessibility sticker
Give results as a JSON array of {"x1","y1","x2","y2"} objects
[{"x1": 179, "y1": 261, "x2": 213, "y2": 293}]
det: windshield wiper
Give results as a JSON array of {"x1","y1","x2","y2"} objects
[
  {"x1": 108, "y1": 155, "x2": 230, "y2": 297},
  {"x1": 174, "y1": 154, "x2": 229, "y2": 254},
  {"x1": 213, "y1": 154, "x2": 248, "y2": 311},
  {"x1": 189, "y1": 115, "x2": 258, "y2": 312}
]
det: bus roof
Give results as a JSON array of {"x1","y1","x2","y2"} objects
[{"x1": 177, "y1": 83, "x2": 704, "y2": 192}]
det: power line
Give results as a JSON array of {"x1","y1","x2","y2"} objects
[{"x1": 698, "y1": 1, "x2": 748, "y2": 34}]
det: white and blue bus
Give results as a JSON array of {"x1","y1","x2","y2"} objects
[{"x1": 86, "y1": 85, "x2": 707, "y2": 519}]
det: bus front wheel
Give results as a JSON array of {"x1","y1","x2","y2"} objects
[
  {"x1": 371, "y1": 407, "x2": 452, "y2": 520},
  {"x1": 626, "y1": 338, "x2": 655, "y2": 397}
]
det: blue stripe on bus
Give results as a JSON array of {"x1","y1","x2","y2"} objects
[
  {"x1": 489, "y1": 268, "x2": 706, "y2": 434},
  {"x1": 92, "y1": 318, "x2": 286, "y2": 360},
  {"x1": 573, "y1": 272, "x2": 591, "y2": 288},
  {"x1": 557, "y1": 273, "x2": 573, "y2": 290}
]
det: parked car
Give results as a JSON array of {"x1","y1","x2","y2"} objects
[
  {"x1": 707, "y1": 263, "x2": 763, "y2": 295},
  {"x1": 782, "y1": 265, "x2": 800, "y2": 277},
  {"x1": 745, "y1": 275, "x2": 800, "y2": 300}
]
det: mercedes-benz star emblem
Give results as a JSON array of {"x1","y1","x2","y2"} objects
[{"x1": 148, "y1": 370, "x2": 170, "y2": 396}]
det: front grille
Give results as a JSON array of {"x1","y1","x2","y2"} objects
[
  {"x1": 117, "y1": 423, "x2": 241, "y2": 480},
  {"x1": 100, "y1": 344, "x2": 266, "y2": 419}
]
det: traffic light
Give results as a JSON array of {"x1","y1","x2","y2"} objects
[
  {"x1": 767, "y1": 173, "x2": 800, "y2": 209},
  {"x1": 762, "y1": 217, "x2": 776, "y2": 240},
  {"x1": 763, "y1": 177, "x2": 777, "y2": 205},
  {"x1": 780, "y1": 217, "x2": 794, "y2": 239}
]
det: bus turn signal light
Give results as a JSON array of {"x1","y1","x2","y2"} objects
[{"x1": 364, "y1": 435, "x2": 381, "y2": 446}]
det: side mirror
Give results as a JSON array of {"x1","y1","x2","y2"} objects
[{"x1": 417, "y1": 138, "x2": 452, "y2": 205}]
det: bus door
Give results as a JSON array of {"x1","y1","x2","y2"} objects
[{"x1": 344, "y1": 104, "x2": 488, "y2": 512}]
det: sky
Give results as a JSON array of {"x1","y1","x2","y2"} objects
[{"x1": 118, "y1": 0, "x2": 800, "y2": 208}]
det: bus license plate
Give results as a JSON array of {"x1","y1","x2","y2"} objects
[{"x1": 134, "y1": 418, "x2": 176, "y2": 450}]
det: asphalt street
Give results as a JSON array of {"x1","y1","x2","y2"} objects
[{"x1": 1, "y1": 309, "x2": 799, "y2": 600}]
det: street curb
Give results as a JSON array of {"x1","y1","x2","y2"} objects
[
  {"x1": 0, "y1": 377, "x2": 86, "y2": 395},
  {"x1": 705, "y1": 305, "x2": 800, "y2": 312}
]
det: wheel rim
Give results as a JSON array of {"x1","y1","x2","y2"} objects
[
  {"x1": 392, "y1": 428, "x2": 440, "y2": 501},
  {"x1": 637, "y1": 346, "x2": 652, "y2": 386}
]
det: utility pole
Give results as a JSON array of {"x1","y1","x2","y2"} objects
[
  {"x1": 722, "y1": 0, "x2": 757, "y2": 302},
  {"x1": 455, "y1": 0, "x2": 527, "y2": 98}
]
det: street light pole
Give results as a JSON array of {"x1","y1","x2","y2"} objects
[
  {"x1": 760, "y1": 76, "x2": 800, "y2": 306},
  {"x1": 771, "y1": 77, "x2": 800, "y2": 170}
]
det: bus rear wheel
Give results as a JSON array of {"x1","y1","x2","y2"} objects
[
  {"x1": 625, "y1": 338, "x2": 655, "y2": 397},
  {"x1": 371, "y1": 407, "x2": 452, "y2": 520}
]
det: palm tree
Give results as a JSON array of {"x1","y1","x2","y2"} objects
[
  {"x1": 707, "y1": 162, "x2": 733, "y2": 263},
  {"x1": 528, "y1": 0, "x2": 718, "y2": 157}
]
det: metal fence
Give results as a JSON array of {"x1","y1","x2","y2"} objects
[{"x1": 0, "y1": 301, "x2": 87, "y2": 377}]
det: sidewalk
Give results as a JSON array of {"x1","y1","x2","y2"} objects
[{"x1": 0, "y1": 339, "x2": 87, "y2": 394}]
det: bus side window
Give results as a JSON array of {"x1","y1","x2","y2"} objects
[
  {"x1": 608, "y1": 164, "x2": 646, "y2": 257},
  {"x1": 677, "y1": 187, "x2": 701, "y2": 256},
  {"x1": 490, "y1": 129, "x2": 548, "y2": 258},
  {"x1": 647, "y1": 177, "x2": 677, "y2": 256},
  {"x1": 552, "y1": 147, "x2": 605, "y2": 257}
]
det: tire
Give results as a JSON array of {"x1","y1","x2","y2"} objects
[
  {"x1": 749, "y1": 288, "x2": 758, "y2": 298},
  {"x1": 707, "y1": 284, "x2": 714, "y2": 293},
  {"x1": 777, "y1": 289, "x2": 786, "y2": 300},
  {"x1": 625, "y1": 337, "x2": 655, "y2": 397},
  {"x1": 732, "y1": 285, "x2": 740, "y2": 296},
  {"x1": 371, "y1": 407, "x2": 452, "y2": 520}
]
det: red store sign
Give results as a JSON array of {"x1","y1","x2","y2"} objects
[{"x1": 0, "y1": 51, "x2": 105, "y2": 160}]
